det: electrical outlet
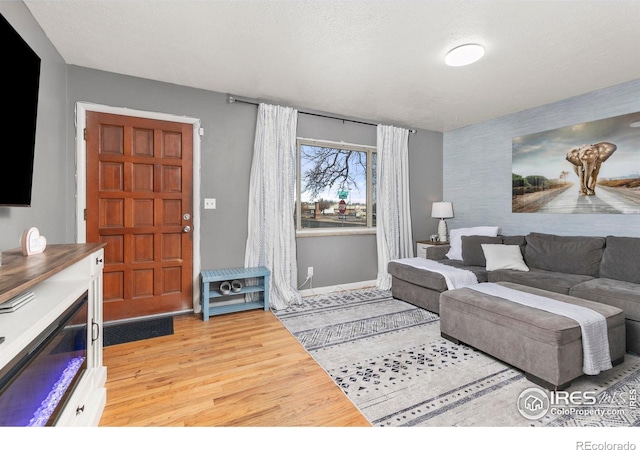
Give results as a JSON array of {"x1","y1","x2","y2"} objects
[
  {"x1": 204, "y1": 198, "x2": 216, "y2": 209},
  {"x1": 307, "y1": 266, "x2": 314, "y2": 277}
]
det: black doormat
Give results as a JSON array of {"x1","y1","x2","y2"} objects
[{"x1": 103, "y1": 316, "x2": 174, "y2": 346}]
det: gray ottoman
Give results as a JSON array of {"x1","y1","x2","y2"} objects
[{"x1": 440, "y1": 282, "x2": 626, "y2": 390}]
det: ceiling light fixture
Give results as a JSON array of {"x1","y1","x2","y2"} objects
[{"x1": 445, "y1": 44, "x2": 485, "y2": 67}]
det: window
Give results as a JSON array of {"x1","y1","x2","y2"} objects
[{"x1": 296, "y1": 138, "x2": 376, "y2": 232}]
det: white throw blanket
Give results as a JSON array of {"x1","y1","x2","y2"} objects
[
  {"x1": 467, "y1": 283, "x2": 612, "y2": 375},
  {"x1": 393, "y1": 258, "x2": 478, "y2": 290}
]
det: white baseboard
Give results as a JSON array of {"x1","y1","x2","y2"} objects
[{"x1": 299, "y1": 280, "x2": 377, "y2": 297}]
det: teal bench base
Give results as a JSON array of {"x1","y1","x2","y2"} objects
[{"x1": 200, "y1": 266, "x2": 270, "y2": 321}]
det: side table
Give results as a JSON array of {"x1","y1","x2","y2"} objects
[{"x1": 416, "y1": 240, "x2": 449, "y2": 258}]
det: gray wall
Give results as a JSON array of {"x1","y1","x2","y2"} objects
[
  {"x1": 408, "y1": 128, "x2": 444, "y2": 245},
  {"x1": 0, "y1": 2, "x2": 68, "y2": 251},
  {"x1": 444, "y1": 79, "x2": 640, "y2": 238}
]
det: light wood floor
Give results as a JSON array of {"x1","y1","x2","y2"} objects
[{"x1": 99, "y1": 309, "x2": 370, "y2": 427}]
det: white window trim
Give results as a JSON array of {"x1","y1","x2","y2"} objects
[
  {"x1": 296, "y1": 227, "x2": 376, "y2": 238},
  {"x1": 296, "y1": 137, "x2": 376, "y2": 237}
]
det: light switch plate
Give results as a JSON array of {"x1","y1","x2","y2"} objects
[{"x1": 204, "y1": 198, "x2": 216, "y2": 209}]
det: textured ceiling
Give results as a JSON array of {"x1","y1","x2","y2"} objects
[{"x1": 24, "y1": 0, "x2": 640, "y2": 132}]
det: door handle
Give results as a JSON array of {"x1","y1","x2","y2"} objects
[{"x1": 183, "y1": 226, "x2": 191, "y2": 233}]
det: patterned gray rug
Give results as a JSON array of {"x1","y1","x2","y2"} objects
[{"x1": 275, "y1": 287, "x2": 640, "y2": 427}]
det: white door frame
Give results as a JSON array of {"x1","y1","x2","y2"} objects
[{"x1": 74, "y1": 101, "x2": 202, "y2": 312}]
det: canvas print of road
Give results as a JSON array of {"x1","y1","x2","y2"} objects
[{"x1": 512, "y1": 111, "x2": 640, "y2": 214}]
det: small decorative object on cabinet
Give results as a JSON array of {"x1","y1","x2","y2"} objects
[
  {"x1": 416, "y1": 240, "x2": 449, "y2": 259},
  {"x1": 200, "y1": 266, "x2": 270, "y2": 321},
  {"x1": 20, "y1": 226, "x2": 47, "y2": 256}
]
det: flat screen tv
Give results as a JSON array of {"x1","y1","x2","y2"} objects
[{"x1": 0, "y1": 13, "x2": 40, "y2": 207}]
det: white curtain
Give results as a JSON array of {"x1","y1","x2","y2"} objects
[
  {"x1": 376, "y1": 124, "x2": 414, "y2": 290},
  {"x1": 245, "y1": 103, "x2": 302, "y2": 310}
]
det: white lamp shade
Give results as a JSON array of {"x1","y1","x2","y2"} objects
[{"x1": 431, "y1": 202, "x2": 454, "y2": 219}]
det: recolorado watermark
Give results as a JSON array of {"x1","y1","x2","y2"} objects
[
  {"x1": 517, "y1": 387, "x2": 637, "y2": 420},
  {"x1": 575, "y1": 442, "x2": 636, "y2": 450}
]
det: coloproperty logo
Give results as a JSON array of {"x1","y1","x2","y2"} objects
[
  {"x1": 517, "y1": 387, "x2": 550, "y2": 420},
  {"x1": 516, "y1": 386, "x2": 634, "y2": 420}
]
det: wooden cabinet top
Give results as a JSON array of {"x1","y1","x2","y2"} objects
[{"x1": 0, "y1": 243, "x2": 105, "y2": 305}]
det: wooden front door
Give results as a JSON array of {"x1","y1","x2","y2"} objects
[{"x1": 86, "y1": 112, "x2": 193, "y2": 322}]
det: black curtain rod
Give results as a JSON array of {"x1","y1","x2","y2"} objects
[{"x1": 227, "y1": 95, "x2": 417, "y2": 133}]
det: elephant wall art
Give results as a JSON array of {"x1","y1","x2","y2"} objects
[
  {"x1": 565, "y1": 142, "x2": 617, "y2": 196},
  {"x1": 513, "y1": 110, "x2": 640, "y2": 214}
]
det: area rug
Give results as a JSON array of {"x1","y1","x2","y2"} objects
[{"x1": 274, "y1": 287, "x2": 640, "y2": 427}]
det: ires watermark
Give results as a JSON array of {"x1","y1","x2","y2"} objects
[{"x1": 517, "y1": 387, "x2": 637, "y2": 421}]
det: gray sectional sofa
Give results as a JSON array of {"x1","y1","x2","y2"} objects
[{"x1": 388, "y1": 232, "x2": 640, "y2": 354}]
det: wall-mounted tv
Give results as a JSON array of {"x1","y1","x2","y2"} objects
[{"x1": 0, "y1": 13, "x2": 40, "y2": 207}]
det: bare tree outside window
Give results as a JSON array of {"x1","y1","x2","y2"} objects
[
  {"x1": 296, "y1": 140, "x2": 376, "y2": 230},
  {"x1": 301, "y1": 146, "x2": 366, "y2": 199}
]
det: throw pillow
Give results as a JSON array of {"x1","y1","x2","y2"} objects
[
  {"x1": 446, "y1": 226, "x2": 500, "y2": 261},
  {"x1": 600, "y1": 236, "x2": 640, "y2": 284},
  {"x1": 481, "y1": 244, "x2": 530, "y2": 272},
  {"x1": 461, "y1": 235, "x2": 503, "y2": 266}
]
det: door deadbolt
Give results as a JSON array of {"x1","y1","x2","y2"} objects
[{"x1": 183, "y1": 213, "x2": 191, "y2": 221}]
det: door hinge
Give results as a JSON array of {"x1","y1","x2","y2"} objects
[
  {"x1": 84, "y1": 209, "x2": 87, "y2": 221},
  {"x1": 84, "y1": 128, "x2": 87, "y2": 140}
]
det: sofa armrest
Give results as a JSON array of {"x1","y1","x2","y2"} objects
[{"x1": 427, "y1": 245, "x2": 450, "y2": 260}]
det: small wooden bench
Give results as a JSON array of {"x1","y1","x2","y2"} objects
[{"x1": 200, "y1": 266, "x2": 270, "y2": 321}]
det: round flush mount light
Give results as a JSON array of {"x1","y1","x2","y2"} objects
[{"x1": 445, "y1": 44, "x2": 485, "y2": 67}]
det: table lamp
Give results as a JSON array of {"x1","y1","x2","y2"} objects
[{"x1": 431, "y1": 202, "x2": 454, "y2": 242}]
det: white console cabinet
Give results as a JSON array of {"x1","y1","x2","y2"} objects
[{"x1": 0, "y1": 244, "x2": 106, "y2": 427}]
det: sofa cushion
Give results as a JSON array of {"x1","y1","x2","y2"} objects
[
  {"x1": 445, "y1": 226, "x2": 500, "y2": 261},
  {"x1": 502, "y1": 235, "x2": 527, "y2": 255},
  {"x1": 600, "y1": 236, "x2": 640, "y2": 284},
  {"x1": 488, "y1": 267, "x2": 594, "y2": 295},
  {"x1": 524, "y1": 233, "x2": 605, "y2": 277},
  {"x1": 461, "y1": 235, "x2": 503, "y2": 266},
  {"x1": 570, "y1": 277, "x2": 640, "y2": 322},
  {"x1": 426, "y1": 244, "x2": 450, "y2": 260}
]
